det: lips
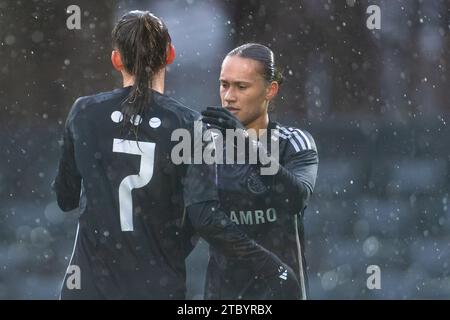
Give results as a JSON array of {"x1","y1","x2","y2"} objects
[{"x1": 225, "y1": 106, "x2": 239, "y2": 112}]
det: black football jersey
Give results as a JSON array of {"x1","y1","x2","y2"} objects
[
  {"x1": 54, "y1": 87, "x2": 218, "y2": 299},
  {"x1": 205, "y1": 120, "x2": 319, "y2": 300}
]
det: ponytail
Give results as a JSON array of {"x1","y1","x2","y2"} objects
[{"x1": 112, "y1": 11, "x2": 171, "y2": 137}]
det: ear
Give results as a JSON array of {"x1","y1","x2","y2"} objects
[
  {"x1": 111, "y1": 50, "x2": 124, "y2": 71},
  {"x1": 166, "y1": 44, "x2": 175, "y2": 65},
  {"x1": 265, "y1": 81, "x2": 279, "y2": 101}
]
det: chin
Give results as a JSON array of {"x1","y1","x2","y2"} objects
[{"x1": 236, "y1": 115, "x2": 246, "y2": 124}]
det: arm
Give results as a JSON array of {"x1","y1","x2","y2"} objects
[
  {"x1": 182, "y1": 118, "x2": 285, "y2": 277},
  {"x1": 53, "y1": 105, "x2": 82, "y2": 212},
  {"x1": 265, "y1": 148, "x2": 319, "y2": 215},
  {"x1": 200, "y1": 107, "x2": 319, "y2": 215},
  {"x1": 186, "y1": 201, "x2": 285, "y2": 277}
]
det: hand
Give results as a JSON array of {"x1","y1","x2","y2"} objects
[
  {"x1": 201, "y1": 107, "x2": 246, "y2": 132},
  {"x1": 263, "y1": 264, "x2": 302, "y2": 300},
  {"x1": 239, "y1": 263, "x2": 302, "y2": 300},
  {"x1": 202, "y1": 107, "x2": 250, "y2": 164},
  {"x1": 201, "y1": 107, "x2": 276, "y2": 167}
]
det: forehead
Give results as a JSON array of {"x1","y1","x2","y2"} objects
[{"x1": 220, "y1": 55, "x2": 263, "y2": 82}]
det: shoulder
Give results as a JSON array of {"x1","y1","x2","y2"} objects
[
  {"x1": 153, "y1": 92, "x2": 201, "y2": 125},
  {"x1": 273, "y1": 122, "x2": 317, "y2": 153},
  {"x1": 66, "y1": 88, "x2": 126, "y2": 123}
]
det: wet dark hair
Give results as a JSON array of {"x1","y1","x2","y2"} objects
[
  {"x1": 112, "y1": 10, "x2": 171, "y2": 136},
  {"x1": 227, "y1": 43, "x2": 284, "y2": 85}
]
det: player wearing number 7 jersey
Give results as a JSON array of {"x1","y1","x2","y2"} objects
[{"x1": 53, "y1": 10, "x2": 297, "y2": 299}]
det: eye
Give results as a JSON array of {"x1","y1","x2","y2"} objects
[
  {"x1": 238, "y1": 84, "x2": 247, "y2": 90},
  {"x1": 220, "y1": 82, "x2": 229, "y2": 89}
]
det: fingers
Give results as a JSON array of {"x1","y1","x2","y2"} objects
[
  {"x1": 202, "y1": 106, "x2": 246, "y2": 131},
  {"x1": 201, "y1": 107, "x2": 235, "y2": 129},
  {"x1": 201, "y1": 116, "x2": 224, "y2": 127},
  {"x1": 204, "y1": 106, "x2": 235, "y2": 118},
  {"x1": 215, "y1": 107, "x2": 234, "y2": 117},
  {"x1": 201, "y1": 116, "x2": 235, "y2": 130},
  {"x1": 201, "y1": 109, "x2": 227, "y2": 119}
]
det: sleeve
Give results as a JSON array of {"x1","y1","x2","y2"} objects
[
  {"x1": 261, "y1": 130, "x2": 319, "y2": 216},
  {"x1": 182, "y1": 118, "x2": 219, "y2": 207},
  {"x1": 53, "y1": 101, "x2": 82, "y2": 212},
  {"x1": 186, "y1": 201, "x2": 286, "y2": 278}
]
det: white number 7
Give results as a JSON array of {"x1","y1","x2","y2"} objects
[{"x1": 112, "y1": 139, "x2": 155, "y2": 231}]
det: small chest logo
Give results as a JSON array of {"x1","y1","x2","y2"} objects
[{"x1": 247, "y1": 170, "x2": 267, "y2": 194}]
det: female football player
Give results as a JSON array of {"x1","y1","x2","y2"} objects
[{"x1": 202, "y1": 43, "x2": 319, "y2": 299}]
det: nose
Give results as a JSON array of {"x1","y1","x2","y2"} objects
[{"x1": 223, "y1": 87, "x2": 237, "y2": 104}]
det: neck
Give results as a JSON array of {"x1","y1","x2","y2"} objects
[
  {"x1": 122, "y1": 68, "x2": 165, "y2": 94},
  {"x1": 245, "y1": 112, "x2": 269, "y2": 136}
]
